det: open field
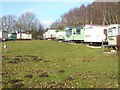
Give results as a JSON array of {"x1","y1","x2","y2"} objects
[{"x1": 1, "y1": 40, "x2": 118, "y2": 88}]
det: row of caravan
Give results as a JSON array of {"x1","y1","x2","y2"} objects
[
  {"x1": 8, "y1": 33, "x2": 32, "y2": 40},
  {"x1": 0, "y1": 31, "x2": 32, "y2": 41},
  {"x1": 43, "y1": 24, "x2": 120, "y2": 46}
]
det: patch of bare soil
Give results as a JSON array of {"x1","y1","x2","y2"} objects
[
  {"x1": 24, "y1": 74, "x2": 33, "y2": 78},
  {"x1": 58, "y1": 70, "x2": 65, "y2": 73},
  {"x1": 7, "y1": 79, "x2": 22, "y2": 84},
  {"x1": 64, "y1": 76, "x2": 75, "y2": 81},
  {"x1": 7, "y1": 61, "x2": 18, "y2": 64},
  {"x1": 82, "y1": 56, "x2": 96, "y2": 62},
  {"x1": 2, "y1": 71, "x2": 14, "y2": 78},
  {"x1": 11, "y1": 83, "x2": 24, "y2": 88},
  {"x1": 39, "y1": 72, "x2": 49, "y2": 78}
]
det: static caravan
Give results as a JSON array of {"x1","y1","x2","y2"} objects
[
  {"x1": 56, "y1": 30, "x2": 66, "y2": 41},
  {"x1": 8, "y1": 33, "x2": 17, "y2": 40},
  {"x1": 107, "y1": 24, "x2": 120, "y2": 47},
  {"x1": 83, "y1": 25, "x2": 107, "y2": 45},
  {"x1": 17, "y1": 33, "x2": 32, "y2": 40},
  {"x1": 43, "y1": 29, "x2": 57, "y2": 40},
  {"x1": 0, "y1": 31, "x2": 8, "y2": 41},
  {"x1": 64, "y1": 26, "x2": 84, "y2": 42}
]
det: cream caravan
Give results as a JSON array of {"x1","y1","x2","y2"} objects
[
  {"x1": 43, "y1": 29, "x2": 57, "y2": 40},
  {"x1": 108, "y1": 24, "x2": 120, "y2": 46}
]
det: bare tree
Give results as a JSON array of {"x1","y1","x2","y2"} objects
[
  {"x1": 59, "y1": 2, "x2": 119, "y2": 27},
  {"x1": 17, "y1": 12, "x2": 44, "y2": 39},
  {"x1": 60, "y1": 4, "x2": 87, "y2": 26},
  {"x1": 0, "y1": 15, "x2": 17, "y2": 32},
  {"x1": 18, "y1": 12, "x2": 38, "y2": 33},
  {"x1": 50, "y1": 21, "x2": 59, "y2": 29},
  {"x1": 93, "y1": 2, "x2": 119, "y2": 25},
  {"x1": 50, "y1": 19, "x2": 64, "y2": 30}
]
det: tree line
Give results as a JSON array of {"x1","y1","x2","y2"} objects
[
  {"x1": 50, "y1": 2, "x2": 120, "y2": 30},
  {"x1": 0, "y1": 12, "x2": 44, "y2": 39}
]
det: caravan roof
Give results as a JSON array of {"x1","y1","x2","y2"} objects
[{"x1": 65, "y1": 26, "x2": 83, "y2": 30}]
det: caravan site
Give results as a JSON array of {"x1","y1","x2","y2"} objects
[{"x1": 1, "y1": 1, "x2": 119, "y2": 89}]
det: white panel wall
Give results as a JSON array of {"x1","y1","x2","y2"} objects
[
  {"x1": 43, "y1": 30, "x2": 57, "y2": 39},
  {"x1": 0, "y1": 31, "x2": 8, "y2": 40},
  {"x1": 0, "y1": 31, "x2": 2, "y2": 39},
  {"x1": 17, "y1": 33, "x2": 32, "y2": 39},
  {"x1": 84, "y1": 25, "x2": 107, "y2": 43},
  {"x1": 108, "y1": 24, "x2": 120, "y2": 45}
]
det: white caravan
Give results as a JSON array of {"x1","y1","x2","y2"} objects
[
  {"x1": 107, "y1": 24, "x2": 120, "y2": 46},
  {"x1": 83, "y1": 25, "x2": 107, "y2": 44},
  {"x1": 43, "y1": 29, "x2": 57, "y2": 40},
  {"x1": 17, "y1": 33, "x2": 32, "y2": 40},
  {"x1": 56, "y1": 30, "x2": 66, "y2": 40}
]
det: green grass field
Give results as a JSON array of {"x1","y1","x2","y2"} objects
[{"x1": 1, "y1": 40, "x2": 118, "y2": 88}]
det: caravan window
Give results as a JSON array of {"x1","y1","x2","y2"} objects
[
  {"x1": 66, "y1": 28, "x2": 72, "y2": 36},
  {"x1": 86, "y1": 27, "x2": 93, "y2": 29},
  {"x1": 85, "y1": 35, "x2": 90, "y2": 37},
  {"x1": 76, "y1": 29, "x2": 80, "y2": 35},
  {"x1": 118, "y1": 27, "x2": 120, "y2": 35},
  {"x1": 108, "y1": 27, "x2": 116, "y2": 36}
]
